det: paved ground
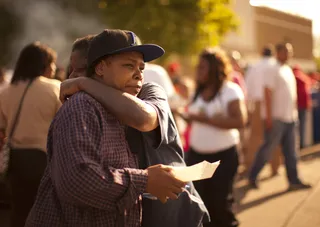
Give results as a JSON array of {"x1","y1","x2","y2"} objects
[
  {"x1": 1, "y1": 152, "x2": 320, "y2": 227},
  {"x1": 235, "y1": 152, "x2": 320, "y2": 227}
]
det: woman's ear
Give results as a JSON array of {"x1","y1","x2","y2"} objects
[{"x1": 94, "y1": 61, "x2": 104, "y2": 77}]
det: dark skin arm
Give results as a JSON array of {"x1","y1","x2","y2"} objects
[
  {"x1": 177, "y1": 99, "x2": 248, "y2": 129},
  {"x1": 0, "y1": 129, "x2": 5, "y2": 149},
  {"x1": 264, "y1": 87, "x2": 273, "y2": 130},
  {"x1": 60, "y1": 77, "x2": 159, "y2": 132}
]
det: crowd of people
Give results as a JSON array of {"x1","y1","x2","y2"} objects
[{"x1": 0, "y1": 28, "x2": 318, "y2": 227}]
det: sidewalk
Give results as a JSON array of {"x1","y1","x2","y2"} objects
[
  {"x1": 1, "y1": 153, "x2": 319, "y2": 227},
  {"x1": 235, "y1": 153, "x2": 320, "y2": 227}
]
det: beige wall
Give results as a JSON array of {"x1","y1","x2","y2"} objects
[
  {"x1": 222, "y1": 0, "x2": 256, "y2": 53},
  {"x1": 221, "y1": 4, "x2": 315, "y2": 71},
  {"x1": 254, "y1": 7, "x2": 313, "y2": 60}
]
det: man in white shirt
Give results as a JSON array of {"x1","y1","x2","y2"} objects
[
  {"x1": 245, "y1": 46, "x2": 281, "y2": 176},
  {"x1": 249, "y1": 43, "x2": 311, "y2": 190},
  {"x1": 246, "y1": 45, "x2": 276, "y2": 104}
]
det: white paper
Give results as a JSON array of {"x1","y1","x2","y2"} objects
[{"x1": 171, "y1": 161, "x2": 220, "y2": 182}]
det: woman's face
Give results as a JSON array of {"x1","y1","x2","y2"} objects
[
  {"x1": 94, "y1": 51, "x2": 145, "y2": 96},
  {"x1": 196, "y1": 57, "x2": 210, "y2": 85}
]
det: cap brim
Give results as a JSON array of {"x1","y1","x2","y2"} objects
[{"x1": 110, "y1": 44, "x2": 165, "y2": 62}]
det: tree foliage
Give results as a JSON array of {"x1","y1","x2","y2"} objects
[
  {"x1": 0, "y1": 4, "x2": 21, "y2": 66},
  {"x1": 0, "y1": 0, "x2": 238, "y2": 65},
  {"x1": 99, "y1": 0, "x2": 238, "y2": 55}
]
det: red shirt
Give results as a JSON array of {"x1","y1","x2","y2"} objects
[{"x1": 293, "y1": 68, "x2": 312, "y2": 109}]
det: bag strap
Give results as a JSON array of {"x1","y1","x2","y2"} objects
[{"x1": 7, "y1": 80, "x2": 33, "y2": 145}]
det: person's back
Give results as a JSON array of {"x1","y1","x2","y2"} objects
[
  {"x1": 245, "y1": 57, "x2": 276, "y2": 102},
  {"x1": 0, "y1": 76, "x2": 60, "y2": 151},
  {"x1": 267, "y1": 62, "x2": 297, "y2": 122},
  {"x1": 0, "y1": 42, "x2": 61, "y2": 227}
]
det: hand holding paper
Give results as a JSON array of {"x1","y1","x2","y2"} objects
[
  {"x1": 143, "y1": 161, "x2": 219, "y2": 203},
  {"x1": 171, "y1": 161, "x2": 220, "y2": 182}
]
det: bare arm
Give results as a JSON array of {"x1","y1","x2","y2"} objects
[
  {"x1": 193, "y1": 99, "x2": 248, "y2": 129},
  {"x1": 264, "y1": 86, "x2": 273, "y2": 129},
  {"x1": 76, "y1": 77, "x2": 159, "y2": 132}
]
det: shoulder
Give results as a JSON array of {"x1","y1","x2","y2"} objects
[
  {"x1": 56, "y1": 92, "x2": 105, "y2": 122},
  {"x1": 141, "y1": 82, "x2": 166, "y2": 93},
  {"x1": 224, "y1": 81, "x2": 242, "y2": 91},
  {"x1": 139, "y1": 82, "x2": 167, "y2": 100},
  {"x1": 37, "y1": 76, "x2": 61, "y2": 89},
  {"x1": 222, "y1": 81, "x2": 244, "y2": 99},
  {"x1": 67, "y1": 91, "x2": 103, "y2": 112},
  {"x1": 34, "y1": 77, "x2": 61, "y2": 96}
]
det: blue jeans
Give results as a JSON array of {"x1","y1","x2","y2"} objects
[
  {"x1": 249, "y1": 119, "x2": 301, "y2": 184},
  {"x1": 298, "y1": 109, "x2": 307, "y2": 148}
]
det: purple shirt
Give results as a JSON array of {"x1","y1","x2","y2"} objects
[{"x1": 26, "y1": 92, "x2": 148, "y2": 227}]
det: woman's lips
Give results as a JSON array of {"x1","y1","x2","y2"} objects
[{"x1": 126, "y1": 85, "x2": 142, "y2": 95}]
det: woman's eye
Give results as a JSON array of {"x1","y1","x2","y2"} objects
[{"x1": 125, "y1": 64, "x2": 134, "y2": 69}]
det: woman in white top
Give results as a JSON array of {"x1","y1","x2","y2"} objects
[
  {"x1": 0, "y1": 42, "x2": 61, "y2": 227},
  {"x1": 180, "y1": 47, "x2": 247, "y2": 227}
]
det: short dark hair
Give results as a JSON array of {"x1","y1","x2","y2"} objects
[
  {"x1": 72, "y1": 35, "x2": 95, "y2": 55},
  {"x1": 11, "y1": 42, "x2": 57, "y2": 84},
  {"x1": 275, "y1": 43, "x2": 292, "y2": 53},
  {"x1": 262, "y1": 44, "x2": 274, "y2": 57}
]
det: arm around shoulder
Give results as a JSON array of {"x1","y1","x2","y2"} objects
[{"x1": 51, "y1": 97, "x2": 148, "y2": 212}]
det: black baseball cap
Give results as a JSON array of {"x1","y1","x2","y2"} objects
[{"x1": 87, "y1": 29, "x2": 165, "y2": 68}]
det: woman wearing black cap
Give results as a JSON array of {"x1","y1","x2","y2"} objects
[
  {"x1": 58, "y1": 29, "x2": 209, "y2": 227},
  {"x1": 26, "y1": 29, "x2": 188, "y2": 227}
]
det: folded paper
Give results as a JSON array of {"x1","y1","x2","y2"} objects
[{"x1": 171, "y1": 161, "x2": 220, "y2": 182}]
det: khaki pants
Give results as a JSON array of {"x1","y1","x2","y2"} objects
[{"x1": 243, "y1": 101, "x2": 281, "y2": 175}]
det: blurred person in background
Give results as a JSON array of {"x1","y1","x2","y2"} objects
[
  {"x1": 245, "y1": 45, "x2": 281, "y2": 177},
  {"x1": 69, "y1": 35, "x2": 95, "y2": 79},
  {"x1": 228, "y1": 51, "x2": 248, "y2": 167},
  {"x1": 0, "y1": 42, "x2": 61, "y2": 227},
  {"x1": 179, "y1": 47, "x2": 248, "y2": 227},
  {"x1": 172, "y1": 77, "x2": 195, "y2": 151},
  {"x1": 292, "y1": 65, "x2": 312, "y2": 149},
  {"x1": 167, "y1": 62, "x2": 181, "y2": 86},
  {"x1": 143, "y1": 62, "x2": 190, "y2": 135},
  {"x1": 53, "y1": 67, "x2": 66, "y2": 82},
  {"x1": 249, "y1": 43, "x2": 311, "y2": 190},
  {"x1": 143, "y1": 63, "x2": 176, "y2": 100},
  {"x1": 229, "y1": 50, "x2": 247, "y2": 98}
]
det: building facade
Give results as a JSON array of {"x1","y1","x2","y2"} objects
[{"x1": 222, "y1": 0, "x2": 316, "y2": 71}]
